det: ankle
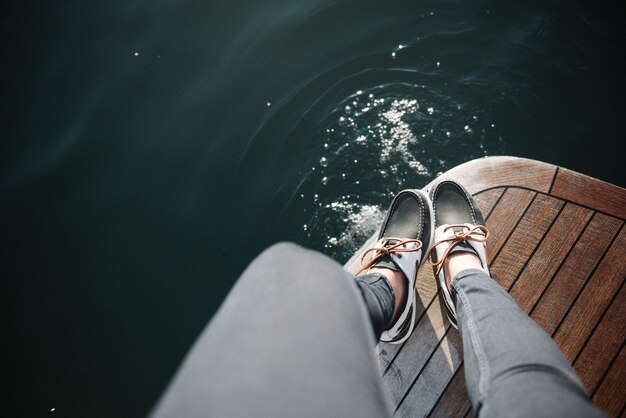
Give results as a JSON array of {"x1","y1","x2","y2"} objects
[{"x1": 444, "y1": 251, "x2": 484, "y2": 291}]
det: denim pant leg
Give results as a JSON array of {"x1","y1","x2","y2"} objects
[
  {"x1": 452, "y1": 269, "x2": 605, "y2": 418},
  {"x1": 150, "y1": 242, "x2": 392, "y2": 418},
  {"x1": 356, "y1": 272, "x2": 395, "y2": 341}
]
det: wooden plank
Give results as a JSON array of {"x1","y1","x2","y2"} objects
[
  {"x1": 378, "y1": 267, "x2": 439, "y2": 371},
  {"x1": 509, "y1": 203, "x2": 593, "y2": 312},
  {"x1": 395, "y1": 330, "x2": 463, "y2": 418},
  {"x1": 554, "y1": 226, "x2": 626, "y2": 362},
  {"x1": 574, "y1": 284, "x2": 626, "y2": 393},
  {"x1": 489, "y1": 193, "x2": 564, "y2": 289},
  {"x1": 431, "y1": 156, "x2": 556, "y2": 195},
  {"x1": 428, "y1": 366, "x2": 471, "y2": 418},
  {"x1": 382, "y1": 294, "x2": 450, "y2": 404},
  {"x1": 484, "y1": 188, "x2": 536, "y2": 260},
  {"x1": 592, "y1": 344, "x2": 626, "y2": 417},
  {"x1": 473, "y1": 188, "x2": 505, "y2": 219},
  {"x1": 531, "y1": 213, "x2": 622, "y2": 335},
  {"x1": 413, "y1": 266, "x2": 439, "y2": 307},
  {"x1": 551, "y1": 167, "x2": 626, "y2": 219}
]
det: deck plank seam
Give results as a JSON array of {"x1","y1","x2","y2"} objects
[
  {"x1": 551, "y1": 221, "x2": 625, "y2": 341},
  {"x1": 426, "y1": 359, "x2": 465, "y2": 417},
  {"x1": 393, "y1": 324, "x2": 454, "y2": 414},
  {"x1": 504, "y1": 199, "x2": 567, "y2": 294},
  {"x1": 573, "y1": 279, "x2": 626, "y2": 369},
  {"x1": 381, "y1": 291, "x2": 439, "y2": 375},
  {"x1": 482, "y1": 187, "x2": 508, "y2": 220},
  {"x1": 590, "y1": 338, "x2": 626, "y2": 399},
  {"x1": 549, "y1": 166, "x2": 560, "y2": 195},
  {"x1": 527, "y1": 211, "x2": 597, "y2": 318},
  {"x1": 461, "y1": 402, "x2": 472, "y2": 417},
  {"x1": 474, "y1": 186, "x2": 625, "y2": 222},
  {"x1": 488, "y1": 191, "x2": 538, "y2": 266}
]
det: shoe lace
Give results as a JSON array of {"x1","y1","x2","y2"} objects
[
  {"x1": 428, "y1": 224, "x2": 489, "y2": 276},
  {"x1": 355, "y1": 237, "x2": 423, "y2": 276}
]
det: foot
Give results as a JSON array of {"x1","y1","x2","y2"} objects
[
  {"x1": 443, "y1": 251, "x2": 485, "y2": 291},
  {"x1": 356, "y1": 189, "x2": 434, "y2": 344},
  {"x1": 428, "y1": 180, "x2": 489, "y2": 328}
]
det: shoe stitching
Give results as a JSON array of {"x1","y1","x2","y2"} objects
[
  {"x1": 445, "y1": 180, "x2": 477, "y2": 225},
  {"x1": 432, "y1": 180, "x2": 478, "y2": 226},
  {"x1": 417, "y1": 193, "x2": 424, "y2": 256},
  {"x1": 381, "y1": 190, "x2": 425, "y2": 243},
  {"x1": 432, "y1": 183, "x2": 439, "y2": 227},
  {"x1": 431, "y1": 180, "x2": 483, "y2": 325},
  {"x1": 376, "y1": 190, "x2": 426, "y2": 342},
  {"x1": 380, "y1": 190, "x2": 408, "y2": 238}
]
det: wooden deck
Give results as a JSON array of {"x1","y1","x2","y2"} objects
[{"x1": 345, "y1": 156, "x2": 626, "y2": 417}]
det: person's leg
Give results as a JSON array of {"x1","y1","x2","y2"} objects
[
  {"x1": 150, "y1": 242, "x2": 392, "y2": 418},
  {"x1": 429, "y1": 179, "x2": 605, "y2": 417},
  {"x1": 452, "y1": 267, "x2": 605, "y2": 418},
  {"x1": 356, "y1": 189, "x2": 434, "y2": 344}
]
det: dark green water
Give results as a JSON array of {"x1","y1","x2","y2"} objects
[{"x1": 3, "y1": 0, "x2": 624, "y2": 416}]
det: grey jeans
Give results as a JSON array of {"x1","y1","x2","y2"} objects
[{"x1": 150, "y1": 243, "x2": 604, "y2": 418}]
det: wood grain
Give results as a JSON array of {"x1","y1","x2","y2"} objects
[
  {"x1": 489, "y1": 193, "x2": 564, "y2": 289},
  {"x1": 531, "y1": 213, "x2": 622, "y2": 335},
  {"x1": 592, "y1": 344, "x2": 626, "y2": 417},
  {"x1": 473, "y1": 188, "x2": 505, "y2": 219},
  {"x1": 554, "y1": 226, "x2": 626, "y2": 362},
  {"x1": 427, "y1": 366, "x2": 472, "y2": 418},
  {"x1": 484, "y1": 188, "x2": 536, "y2": 260},
  {"x1": 509, "y1": 203, "x2": 592, "y2": 312},
  {"x1": 551, "y1": 167, "x2": 626, "y2": 219},
  {"x1": 574, "y1": 284, "x2": 626, "y2": 394},
  {"x1": 395, "y1": 330, "x2": 463, "y2": 418},
  {"x1": 382, "y1": 294, "x2": 450, "y2": 405}
]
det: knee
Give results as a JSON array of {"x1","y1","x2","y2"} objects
[
  {"x1": 247, "y1": 241, "x2": 349, "y2": 288},
  {"x1": 247, "y1": 241, "x2": 314, "y2": 278}
]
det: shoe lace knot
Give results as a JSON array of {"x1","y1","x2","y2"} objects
[
  {"x1": 356, "y1": 237, "x2": 423, "y2": 276},
  {"x1": 428, "y1": 224, "x2": 489, "y2": 276}
]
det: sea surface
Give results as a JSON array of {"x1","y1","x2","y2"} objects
[{"x1": 3, "y1": 0, "x2": 624, "y2": 416}]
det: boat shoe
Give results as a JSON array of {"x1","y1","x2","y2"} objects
[
  {"x1": 428, "y1": 179, "x2": 489, "y2": 328},
  {"x1": 356, "y1": 189, "x2": 433, "y2": 344}
]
